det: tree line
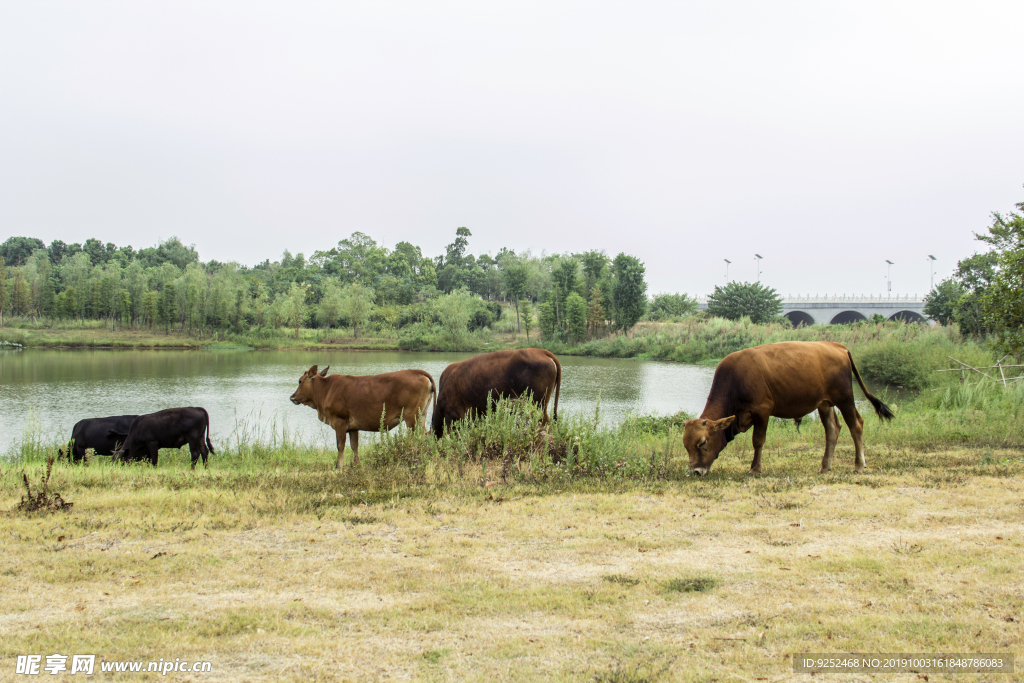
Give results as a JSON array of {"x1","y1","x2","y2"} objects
[{"x1": 0, "y1": 228, "x2": 698, "y2": 344}]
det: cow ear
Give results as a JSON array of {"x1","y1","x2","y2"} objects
[
  {"x1": 307, "y1": 365, "x2": 318, "y2": 377},
  {"x1": 319, "y1": 365, "x2": 329, "y2": 377},
  {"x1": 709, "y1": 415, "x2": 736, "y2": 432}
]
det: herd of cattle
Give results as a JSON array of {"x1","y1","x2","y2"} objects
[{"x1": 60, "y1": 341, "x2": 894, "y2": 476}]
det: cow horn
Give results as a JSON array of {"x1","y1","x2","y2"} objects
[{"x1": 319, "y1": 366, "x2": 330, "y2": 377}]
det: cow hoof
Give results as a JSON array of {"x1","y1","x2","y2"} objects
[
  {"x1": 818, "y1": 467, "x2": 831, "y2": 474},
  {"x1": 748, "y1": 467, "x2": 762, "y2": 475}
]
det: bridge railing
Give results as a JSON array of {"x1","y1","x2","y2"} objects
[{"x1": 694, "y1": 294, "x2": 924, "y2": 305}]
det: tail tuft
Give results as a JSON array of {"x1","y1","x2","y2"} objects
[
  {"x1": 869, "y1": 395, "x2": 895, "y2": 421},
  {"x1": 848, "y1": 350, "x2": 895, "y2": 422}
]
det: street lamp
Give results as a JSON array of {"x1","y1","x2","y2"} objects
[
  {"x1": 754, "y1": 254, "x2": 763, "y2": 282},
  {"x1": 885, "y1": 260, "x2": 894, "y2": 298},
  {"x1": 723, "y1": 259, "x2": 731, "y2": 281},
  {"x1": 928, "y1": 255, "x2": 937, "y2": 291}
]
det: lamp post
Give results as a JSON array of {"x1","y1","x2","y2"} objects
[
  {"x1": 754, "y1": 254, "x2": 763, "y2": 282},
  {"x1": 928, "y1": 255, "x2": 936, "y2": 291},
  {"x1": 885, "y1": 260, "x2": 894, "y2": 299},
  {"x1": 723, "y1": 259, "x2": 731, "y2": 281}
]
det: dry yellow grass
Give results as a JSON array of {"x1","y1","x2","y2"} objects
[{"x1": 1, "y1": 445, "x2": 1022, "y2": 682}]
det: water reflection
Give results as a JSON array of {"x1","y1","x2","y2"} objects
[{"x1": 0, "y1": 349, "x2": 716, "y2": 454}]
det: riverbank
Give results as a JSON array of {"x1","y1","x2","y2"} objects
[
  {"x1": 2, "y1": 395, "x2": 1022, "y2": 681},
  {"x1": 0, "y1": 316, "x2": 1008, "y2": 391}
]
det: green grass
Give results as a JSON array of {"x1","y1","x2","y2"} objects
[{"x1": 3, "y1": 386, "x2": 1023, "y2": 681}]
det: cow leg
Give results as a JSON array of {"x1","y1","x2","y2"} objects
[
  {"x1": 189, "y1": 439, "x2": 209, "y2": 470},
  {"x1": 818, "y1": 406, "x2": 840, "y2": 473},
  {"x1": 836, "y1": 402, "x2": 866, "y2": 472},
  {"x1": 333, "y1": 424, "x2": 348, "y2": 470},
  {"x1": 741, "y1": 413, "x2": 765, "y2": 473},
  {"x1": 148, "y1": 442, "x2": 160, "y2": 467},
  {"x1": 349, "y1": 431, "x2": 360, "y2": 465}
]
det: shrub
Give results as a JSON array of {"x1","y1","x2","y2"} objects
[{"x1": 857, "y1": 339, "x2": 939, "y2": 388}]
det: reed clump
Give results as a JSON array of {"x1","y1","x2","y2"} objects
[{"x1": 15, "y1": 456, "x2": 73, "y2": 513}]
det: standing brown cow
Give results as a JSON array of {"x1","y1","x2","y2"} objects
[
  {"x1": 683, "y1": 341, "x2": 894, "y2": 476},
  {"x1": 432, "y1": 348, "x2": 561, "y2": 437},
  {"x1": 290, "y1": 365, "x2": 436, "y2": 469}
]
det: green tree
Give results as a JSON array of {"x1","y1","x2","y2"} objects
[
  {"x1": 707, "y1": 281, "x2": 783, "y2": 323},
  {"x1": 611, "y1": 253, "x2": 647, "y2": 330},
  {"x1": 11, "y1": 268, "x2": 31, "y2": 314},
  {"x1": 0, "y1": 256, "x2": 9, "y2": 326},
  {"x1": 39, "y1": 276, "x2": 56, "y2": 318},
  {"x1": 434, "y1": 288, "x2": 472, "y2": 348},
  {"x1": 340, "y1": 283, "x2": 375, "y2": 339},
  {"x1": 136, "y1": 236, "x2": 199, "y2": 270},
  {"x1": 980, "y1": 197, "x2": 1024, "y2": 355},
  {"x1": 646, "y1": 292, "x2": 698, "y2": 321},
  {"x1": 580, "y1": 250, "x2": 609, "y2": 295},
  {"x1": 117, "y1": 289, "x2": 132, "y2": 327},
  {"x1": 61, "y1": 286, "x2": 78, "y2": 321},
  {"x1": 587, "y1": 287, "x2": 606, "y2": 335},
  {"x1": 565, "y1": 291, "x2": 587, "y2": 341},
  {"x1": 277, "y1": 283, "x2": 308, "y2": 339},
  {"x1": 520, "y1": 299, "x2": 533, "y2": 341},
  {"x1": 161, "y1": 283, "x2": 177, "y2": 332},
  {"x1": 538, "y1": 300, "x2": 557, "y2": 340},
  {"x1": 316, "y1": 278, "x2": 345, "y2": 334},
  {"x1": 923, "y1": 279, "x2": 965, "y2": 325},
  {"x1": 437, "y1": 227, "x2": 473, "y2": 292},
  {"x1": 0, "y1": 236, "x2": 45, "y2": 266},
  {"x1": 141, "y1": 290, "x2": 159, "y2": 328},
  {"x1": 503, "y1": 262, "x2": 528, "y2": 334}
]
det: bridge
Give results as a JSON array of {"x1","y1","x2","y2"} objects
[{"x1": 696, "y1": 294, "x2": 929, "y2": 326}]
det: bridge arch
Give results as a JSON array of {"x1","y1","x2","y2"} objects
[
  {"x1": 888, "y1": 310, "x2": 926, "y2": 324},
  {"x1": 830, "y1": 310, "x2": 868, "y2": 325},
  {"x1": 784, "y1": 310, "x2": 816, "y2": 327}
]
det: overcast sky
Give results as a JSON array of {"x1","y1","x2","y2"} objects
[{"x1": 2, "y1": 2, "x2": 1023, "y2": 296}]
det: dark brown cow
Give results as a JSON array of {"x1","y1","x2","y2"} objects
[
  {"x1": 432, "y1": 348, "x2": 561, "y2": 437},
  {"x1": 290, "y1": 365, "x2": 436, "y2": 469},
  {"x1": 683, "y1": 341, "x2": 893, "y2": 476}
]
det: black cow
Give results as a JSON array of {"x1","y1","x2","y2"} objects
[
  {"x1": 113, "y1": 407, "x2": 215, "y2": 469},
  {"x1": 59, "y1": 415, "x2": 140, "y2": 463}
]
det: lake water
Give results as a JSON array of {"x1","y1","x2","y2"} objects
[{"x1": 0, "y1": 349, "x2": 716, "y2": 455}]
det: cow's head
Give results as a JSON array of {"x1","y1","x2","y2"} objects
[
  {"x1": 290, "y1": 365, "x2": 329, "y2": 406},
  {"x1": 682, "y1": 416, "x2": 736, "y2": 476}
]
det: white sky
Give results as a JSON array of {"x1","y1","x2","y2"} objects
[{"x1": 1, "y1": 1, "x2": 1023, "y2": 296}]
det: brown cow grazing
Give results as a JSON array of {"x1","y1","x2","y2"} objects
[
  {"x1": 683, "y1": 341, "x2": 893, "y2": 476},
  {"x1": 290, "y1": 365, "x2": 436, "y2": 469},
  {"x1": 432, "y1": 348, "x2": 561, "y2": 437}
]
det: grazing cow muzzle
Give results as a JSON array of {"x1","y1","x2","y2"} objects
[{"x1": 691, "y1": 467, "x2": 708, "y2": 477}]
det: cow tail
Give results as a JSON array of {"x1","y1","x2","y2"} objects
[
  {"x1": 848, "y1": 350, "x2": 895, "y2": 421},
  {"x1": 550, "y1": 352, "x2": 561, "y2": 421},
  {"x1": 427, "y1": 371, "x2": 437, "y2": 432},
  {"x1": 203, "y1": 408, "x2": 216, "y2": 454}
]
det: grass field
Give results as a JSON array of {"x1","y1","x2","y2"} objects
[{"x1": 2, "y1": 390, "x2": 1023, "y2": 682}]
